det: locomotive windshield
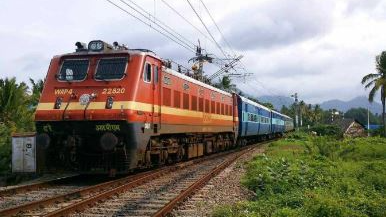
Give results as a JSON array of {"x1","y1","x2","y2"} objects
[
  {"x1": 58, "y1": 59, "x2": 89, "y2": 81},
  {"x1": 95, "y1": 57, "x2": 127, "y2": 80}
]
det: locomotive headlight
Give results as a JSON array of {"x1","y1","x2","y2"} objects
[
  {"x1": 37, "y1": 133, "x2": 50, "y2": 149},
  {"x1": 88, "y1": 40, "x2": 104, "y2": 51},
  {"x1": 96, "y1": 41, "x2": 103, "y2": 50},
  {"x1": 54, "y1": 97, "x2": 62, "y2": 109},
  {"x1": 88, "y1": 40, "x2": 113, "y2": 52},
  {"x1": 105, "y1": 96, "x2": 114, "y2": 109}
]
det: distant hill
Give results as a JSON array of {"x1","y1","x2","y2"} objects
[
  {"x1": 320, "y1": 96, "x2": 382, "y2": 114},
  {"x1": 256, "y1": 95, "x2": 382, "y2": 114}
]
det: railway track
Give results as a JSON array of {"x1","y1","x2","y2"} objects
[
  {"x1": 0, "y1": 142, "x2": 269, "y2": 217},
  {"x1": 0, "y1": 175, "x2": 84, "y2": 210},
  {"x1": 0, "y1": 174, "x2": 81, "y2": 197}
]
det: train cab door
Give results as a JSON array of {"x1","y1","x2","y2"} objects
[
  {"x1": 143, "y1": 57, "x2": 161, "y2": 134},
  {"x1": 151, "y1": 60, "x2": 162, "y2": 133}
]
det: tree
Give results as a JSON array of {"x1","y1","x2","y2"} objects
[
  {"x1": 0, "y1": 77, "x2": 37, "y2": 173},
  {"x1": 0, "y1": 77, "x2": 32, "y2": 129},
  {"x1": 214, "y1": 76, "x2": 232, "y2": 91},
  {"x1": 29, "y1": 78, "x2": 44, "y2": 108},
  {"x1": 361, "y1": 51, "x2": 386, "y2": 136},
  {"x1": 261, "y1": 102, "x2": 274, "y2": 110},
  {"x1": 345, "y1": 108, "x2": 380, "y2": 126}
]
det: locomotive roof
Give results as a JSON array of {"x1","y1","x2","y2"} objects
[
  {"x1": 58, "y1": 49, "x2": 161, "y2": 59},
  {"x1": 239, "y1": 95, "x2": 271, "y2": 112},
  {"x1": 271, "y1": 109, "x2": 284, "y2": 116},
  {"x1": 163, "y1": 67, "x2": 233, "y2": 97}
]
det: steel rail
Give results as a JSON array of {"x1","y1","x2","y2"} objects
[
  {"x1": 0, "y1": 140, "x2": 275, "y2": 216},
  {"x1": 42, "y1": 149, "x2": 236, "y2": 217},
  {"x1": 0, "y1": 147, "x2": 234, "y2": 216},
  {"x1": 0, "y1": 169, "x2": 162, "y2": 216},
  {"x1": 0, "y1": 174, "x2": 79, "y2": 197},
  {"x1": 151, "y1": 146, "x2": 253, "y2": 217}
]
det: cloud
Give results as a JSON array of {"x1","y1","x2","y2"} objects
[
  {"x1": 1, "y1": 0, "x2": 386, "y2": 105},
  {"x1": 220, "y1": 0, "x2": 334, "y2": 50}
]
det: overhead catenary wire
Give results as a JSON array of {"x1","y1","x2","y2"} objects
[
  {"x1": 123, "y1": 0, "x2": 196, "y2": 48},
  {"x1": 160, "y1": 0, "x2": 232, "y2": 68},
  {"x1": 106, "y1": 0, "x2": 286, "y2": 109},
  {"x1": 236, "y1": 59, "x2": 289, "y2": 106},
  {"x1": 198, "y1": 0, "x2": 237, "y2": 57},
  {"x1": 119, "y1": 0, "x2": 196, "y2": 51},
  {"x1": 105, "y1": 0, "x2": 196, "y2": 54},
  {"x1": 159, "y1": 0, "x2": 215, "y2": 45},
  {"x1": 185, "y1": 0, "x2": 230, "y2": 60}
]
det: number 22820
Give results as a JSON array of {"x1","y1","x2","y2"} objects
[{"x1": 102, "y1": 88, "x2": 125, "y2": 94}]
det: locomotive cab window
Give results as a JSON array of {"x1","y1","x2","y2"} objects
[
  {"x1": 58, "y1": 59, "x2": 89, "y2": 81},
  {"x1": 143, "y1": 63, "x2": 152, "y2": 83},
  {"x1": 95, "y1": 57, "x2": 127, "y2": 80}
]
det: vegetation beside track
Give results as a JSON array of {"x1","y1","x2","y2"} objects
[{"x1": 213, "y1": 132, "x2": 386, "y2": 217}]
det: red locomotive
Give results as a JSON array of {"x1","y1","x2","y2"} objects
[{"x1": 35, "y1": 40, "x2": 238, "y2": 174}]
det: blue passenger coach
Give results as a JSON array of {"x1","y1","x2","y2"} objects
[
  {"x1": 237, "y1": 95, "x2": 272, "y2": 138},
  {"x1": 271, "y1": 110, "x2": 286, "y2": 135}
]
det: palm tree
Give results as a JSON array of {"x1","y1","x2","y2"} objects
[
  {"x1": 29, "y1": 78, "x2": 44, "y2": 108},
  {"x1": 215, "y1": 76, "x2": 232, "y2": 91},
  {"x1": 361, "y1": 51, "x2": 386, "y2": 136},
  {"x1": 313, "y1": 104, "x2": 323, "y2": 124},
  {"x1": 0, "y1": 77, "x2": 31, "y2": 129}
]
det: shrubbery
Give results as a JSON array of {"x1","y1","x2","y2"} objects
[
  {"x1": 306, "y1": 124, "x2": 343, "y2": 137},
  {"x1": 213, "y1": 134, "x2": 386, "y2": 217},
  {"x1": 0, "y1": 123, "x2": 13, "y2": 174}
]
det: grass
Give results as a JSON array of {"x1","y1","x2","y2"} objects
[{"x1": 213, "y1": 133, "x2": 386, "y2": 217}]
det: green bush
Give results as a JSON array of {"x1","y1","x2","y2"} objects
[
  {"x1": 0, "y1": 122, "x2": 13, "y2": 174},
  {"x1": 213, "y1": 136, "x2": 386, "y2": 217},
  {"x1": 308, "y1": 124, "x2": 343, "y2": 137}
]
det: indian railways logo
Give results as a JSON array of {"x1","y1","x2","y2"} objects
[
  {"x1": 95, "y1": 124, "x2": 121, "y2": 131},
  {"x1": 54, "y1": 88, "x2": 73, "y2": 95}
]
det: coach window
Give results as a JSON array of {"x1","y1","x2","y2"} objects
[
  {"x1": 205, "y1": 99, "x2": 210, "y2": 113},
  {"x1": 191, "y1": 95, "x2": 198, "y2": 110},
  {"x1": 183, "y1": 93, "x2": 189, "y2": 109},
  {"x1": 154, "y1": 65, "x2": 158, "y2": 83},
  {"x1": 199, "y1": 97, "x2": 204, "y2": 112},
  {"x1": 143, "y1": 62, "x2": 152, "y2": 83},
  {"x1": 174, "y1": 90, "x2": 181, "y2": 108}
]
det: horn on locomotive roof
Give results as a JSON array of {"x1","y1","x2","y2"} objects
[
  {"x1": 113, "y1": 41, "x2": 129, "y2": 50},
  {"x1": 75, "y1": 42, "x2": 87, "y2": 52}
]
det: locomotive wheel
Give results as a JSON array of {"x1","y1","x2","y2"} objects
[
  {"x1": 175, "y1": 146, "x2": 184, "y2": 162},
  {"x1": 145, "y1": 150, "x2": 152, "y2": 167},
  {"x1": 162, "y1": 150, "x2": 169, "y2": 164}
]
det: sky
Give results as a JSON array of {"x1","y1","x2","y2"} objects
[{"x1": 1, "y1": 0, "x2": 386, "y2": 104}]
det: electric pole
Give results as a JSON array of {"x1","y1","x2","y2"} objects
[
  {"x1": 291, "y1": 93, "x2": 299, "y2": 131},
  {"x1": 189, "y1": 40, "x2": 213, "y2": 82},
  {"x1": 368, "y1": 107, "x2": 370, "y2": 137}
]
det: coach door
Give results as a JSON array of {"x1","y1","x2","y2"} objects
[{"x1": 152, "y1": 60, "x2": 161, "y2": 133}]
